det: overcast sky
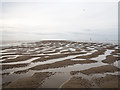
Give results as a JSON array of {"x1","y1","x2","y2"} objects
[{"x1": 1, "y1": 0, "x2": 118, "y2": 41}]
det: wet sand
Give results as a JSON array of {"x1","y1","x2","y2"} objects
[
  {"x1": 60, "y1": 74, "x2": 119, "y2": 88},
  {"x1": 74, "y1": 49, "x2": 106, "y2": 59},
  {"x1": 1, "y1": 40, "x2": 119, "y2": 88},
  {"x1": 70, "y1": 65, "x2": 119, "y2": 75},
  {"x1": 102, "y1": 55, "x2": 118, "y2": 64},
  {"x1": 60, "y1": 77, "x2": 92, "y2": 88},
  {"x1": 4, "y1": 72, "x2": 53, "y2": 88},
  {"x1": 30, "y1": 59, "x2": 97, "y2": 70},
  {"x1": 2, "y1": 56, "x2": 36, "y2": 63},
  {"x1": 93, "y1": 74, "x2": 119, "y2": 88},
  {"x1": 14, "y1": 59, "x2": 97, "y2": 74},
  {"x1": 32, "y1": 53, "x2": 84, "y2": 63},
  {"x1": 2, "y1": 63, "x2": 29, "y2": 70}
]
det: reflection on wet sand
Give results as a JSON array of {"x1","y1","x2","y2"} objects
[{"x1": 1, "y1": 40, "x2": 119, "y2": 88}]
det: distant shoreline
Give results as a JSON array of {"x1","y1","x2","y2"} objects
[{"x1": 0, "y1": 40, "x2": 118, "y2": 49}]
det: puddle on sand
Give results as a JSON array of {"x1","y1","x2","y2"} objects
[
  {"x1": 41, "y1": 50, "x2": 113, "y2": 73},
  {"x1": 2, "y1": 49, "x2": 113, "y2": 87},
  {"x1": 70, "y1": 71, "x2": 119, "y2": 88},
  {"x1": 41, "y1": 72, "x2": 71, "y2": 88},
  {"x1": 113, "y1": 60, "x2": 120, "y2": 69},
  {"x1": 3, "y1": 50, "x2": 96, "y2": 73},
  {"x1": 2, "y1": 62, "x2": 107, "y2": 84},
  {"x1": 71, "y1": 58, "x2": 86, "y2": 61},
  {"x1": 0, "y1": 59, "x2": 6, "y2": 62},
  {"x1": 41, "y1": 62, "x2": 108, "y2": 73},
  {"x1": 7, "y1": 55, "x2": 21, "y2": 60},
  {"x1": 91, "y1": 50, "x2": 114, "y2": 62},
  {"x1": 2, "y1": 57, "x2": 40, "y2": 65},
  {"x1": 41, "y1": 67, "x2": 119, "y2": 88},
  {"x1": 1, "y1": 55, "x2": 20, "y2": 60},
  {"x1": 75, "y1": 71, "x2": 119, "y2": 80}
]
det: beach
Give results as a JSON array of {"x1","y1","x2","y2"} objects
[{"x1": 1, "y1": 40, "x2": 119, "y2": 88}]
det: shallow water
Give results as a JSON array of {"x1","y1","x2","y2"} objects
[
  {"x1": 91, "y1": 50, "x2": 114, "y2": 62},
  {"x1": 1, "y1": 41, "x2": 119, "y2": 88},
  {"x1": 42, "y1": 72, "x2": 71, "y2": 88},
  {"x1": 3, "y1": 50, "x2": 96, "y2": 73},
  {"x1": 2, "y1": 57, "x2": 40, "y2": 65},
  {"x1": 113, "y1": 60, "x2": 120, "y2": 68},
  {"x1": 71, "y1": 58, "x2": 86, "y2": 61}
]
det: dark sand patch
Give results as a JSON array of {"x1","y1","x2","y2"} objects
[
  {"x1": 106, "y1": 45, "x2": 116, "y2": 50},
  {"x1": 14, "y1": 60, "x2": 96, "y2": 74},
  {"x1": 1, "y1": 47, "x2": 14, "y2": 50},
  {"x1": 2, "y1": 50, "x2": 16, "y2": 53},
  {"x1": 85, "y1": 49, "x2": 92, "y2": 52},
  {"x1": 60, "y1": 77, "x2": 92, "y2": 88},
  {"x1": 65, "y1": 73, "x2": 119, "y2": 88},
  {"x1": 94, "y1": 74, "x2": 119, "y2": 88},
  {"x1": 2, "y1": 72, "x2": 10, "y2": 76},
  {"x1": 60, "y1": 50, "x2": 72, "y2": 54},
  {"x1": 43, "y1": 51, "x2": 58, "y2": 54},
  {"x1": 102, "y1": 55, "x2": 118, "y2": 64},
  {"x1": 2, "y1": 56, "x2": 37, "y2": 63},
  {"x1": 2, "y1": 54, "x2": 18, "y2": 57},
  {"x1": 75, "y1": 48, "x2": 81, "y2": 51},
  {"x1": 33, "y1": 52, "x2": 86, "y2": 62},
  {"x1": 2, "y1": 82, "x2": 11, "y2": 88},
  {"x1": 33, "y1": 54, "x2": 68, "y2": 62},
  {"x1": 2, "y1": 63, "x2": 29, "y2": 70},
  {"x1": 111, "y1": 50, "x2": 119, "y2": 55},
  {"x1": 14, "y1": 59, "x2": 97, "y2": 74},
  {"x1": 14, "y1": 69, "x2": 29, "y2": 74},
  {"x1": 30, "y1": 59, "x2": 97, "y2": 70},
  {"x1": 81, "y1": 46, "x2": 87, "y2": 49},
  {"x1": 74, "y1": 49, "x2": 106, "y2": 59},
  {"x1": 70, "y1": 65, "x2": 119, "y2": 75},
  {"x1": 43, "y1": 49, "x2": 60, "y2": 54},
  {"x1": 1, "y1": 56, "x2": 8, "y2": 60},
  {"x1": 65, "y1": 52, "x2": 87, "y2": 55},
  {"x1": 4, "y1": 72, "x2": 53, "y2": 88}
]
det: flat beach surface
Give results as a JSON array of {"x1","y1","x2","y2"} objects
[{"x1": 1, "y1": 40, "x2": 119, "y2": 88}]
